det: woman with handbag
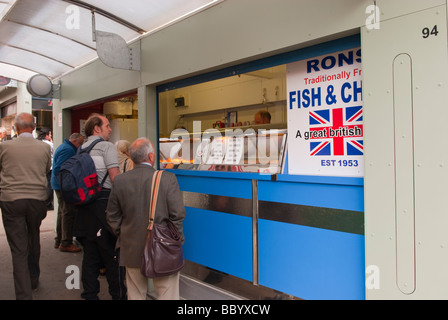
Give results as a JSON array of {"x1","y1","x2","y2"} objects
[{"x1": 106, "y1": 137, "x2": 186, "y2": 300}]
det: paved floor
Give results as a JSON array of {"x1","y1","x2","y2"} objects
[
  {"x1": 0, "y1": 210, "x2": 110, "y2": 300},
  {"x1": 0, "y1": 210, "x2": 239, "y2": 301}
]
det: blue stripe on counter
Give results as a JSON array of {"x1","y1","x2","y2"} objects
[{"x1": 259, "y1": 219, "x2": 365, "y2": 300}]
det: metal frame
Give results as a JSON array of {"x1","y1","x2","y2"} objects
[{"x1": 252, "y1": 179, "x2": 259, "y2": 287}]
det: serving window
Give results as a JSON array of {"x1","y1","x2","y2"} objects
[{"x1": 158, "y1": 65, "x2": 288, "y2": 174}]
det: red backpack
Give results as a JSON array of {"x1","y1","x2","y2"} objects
[{"x1": 57, "y1": 138, "x2": 108, "y2": 205}]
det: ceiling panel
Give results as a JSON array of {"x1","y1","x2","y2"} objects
[
  {"x1": 0, "y1": 62, "x2": 35, "y2": 83},
  {"x1": 0, "y1": 0, "x2": 16, "y2": 20},
  {"x1": 0, "y1": 45, "x2": 72, "y2": 77},
  {"x1": 0, "y1": 0, "x2": 222, "y2": 83},
  {"x1": 0, "y1": 21, "x2": 97, "y2": 66},
  {"x1": 6, "y1": 0, "x2": 141, "y2": 46},
  {"x1": 82, "y1": 0, "x2": 220, "y2": 34}
]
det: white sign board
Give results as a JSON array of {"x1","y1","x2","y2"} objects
[{"x1": 287, "y1": 48, "x2": 364, "y2": 177}]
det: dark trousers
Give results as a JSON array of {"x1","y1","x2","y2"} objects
[
  {"x1": 78, "y1": 236, "x2": 126, "y2": 300},
  {"x1": 54, "y1": 190, "x2": 77, "y2": 247},
  {"x1": 46, "y1": 171, "x2": 53, "y2": 210},
  {"x1": 1, "y1": 199, "x2": 47, "y2": 300},
  {"x1": 75, "y1": 193, "x2": 126, "y2": 300}
]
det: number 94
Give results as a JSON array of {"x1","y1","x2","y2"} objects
[{"x1": 422, "y1": 25, "x2": 439, "y2": 38}]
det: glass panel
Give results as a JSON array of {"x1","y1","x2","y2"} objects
[
  {"x1": 0, "y1": 4, "x2": 8, "y2": 15},
  {"x1": 158, "y1": 65, "x2": 288, "y2": 174},
  {"x1": 0, "y1": 21, "x2": 97, "y2": 67},
  {"x1": 7, "y1": 0, "x2": 142, "y2": 43},
  {"x1": 1, "y1": 0, "x2": 220, "y2": 80},
  {"x1": 0, "y1": 0, "x2": 15, "y2": 20},
  {"x1": 0, "y1": 46, "x2": 71, "y2": 77},
  {"x1": 160, "y1": 129, "x2": 287, "y2": 174},
  {"x1": 0, "y1": 63, "x2": 36, "y2": 83},
  {"x1": 82, "y1": 0, "x2": 220, "y2": 34}
]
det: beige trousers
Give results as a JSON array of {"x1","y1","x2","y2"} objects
[{"x1": 125, "y1": 267, "x2": 180, "y2": 300}]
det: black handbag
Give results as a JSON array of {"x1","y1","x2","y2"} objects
[{"x1": 140, "y1": 170, "x2": 184, "y2": 278}]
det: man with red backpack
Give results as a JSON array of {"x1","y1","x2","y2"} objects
[{"x1": 73, "y1": 113, "x2": 126, "y2": 300}]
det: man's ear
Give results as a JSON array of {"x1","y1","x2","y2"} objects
[{"x1": 149, "y1": 152, "x2": 155, "y2": 165}]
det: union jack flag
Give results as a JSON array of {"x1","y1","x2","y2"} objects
[{"x1": 308, "y1": 106, "x2": 363, "y2": 156}]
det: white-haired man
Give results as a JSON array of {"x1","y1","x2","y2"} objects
[{"x1": 107, "y1": 137, "x2": 186, "y2": 300}]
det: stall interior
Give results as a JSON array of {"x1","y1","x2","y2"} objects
[
  {"x1": 158, "y1": 65, "x2": 288, "y2": 173},
  {"x1": 70, "y1": 92, "x2": 138, "y2": 145}
]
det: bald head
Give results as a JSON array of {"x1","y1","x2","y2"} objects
[
  {"x1": 129, "y1": 138, "x2": 155, "y2": 165},
  {"x1": 14, "y1": 113, "x2": 36, "y2": 134}
]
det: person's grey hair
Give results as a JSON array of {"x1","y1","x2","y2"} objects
[
  {"x1": 129, "y1": 138, "x2": 154, "y2": 163},
  {"x1": 69, "y1": 132, "x2": 83, "y2": 141},
  {"x1": 14, "y1": 112, "x2": 35, "y2": 130},
  {"x1": 115, "y1": 140, "x2": 130, "y2": 154}
]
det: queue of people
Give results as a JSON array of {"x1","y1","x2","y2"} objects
[{"x1": 0, "y1": 112, "x2": 186, "y2": 300}]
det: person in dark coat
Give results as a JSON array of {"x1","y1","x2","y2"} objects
[{"x1": 51, "y1": 133, "x2": 84, "y2": 252}]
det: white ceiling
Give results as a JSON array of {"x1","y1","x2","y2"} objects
[{"x1": 0, "y1": 0, "x2": 221, "y2": 83}]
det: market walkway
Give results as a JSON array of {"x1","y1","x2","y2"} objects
[
  {"x1": 0, "y1": 209, "x2": 243, "y2": 301},
  {"x1": 0, "y1": 210, "x2": 110, "y2": 300}
]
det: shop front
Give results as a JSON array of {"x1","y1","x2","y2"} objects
[
  {"x1": 52, "y1": 0, "x2": 448, "y2": 301},
  {"x1": 157, "y1": 35, "x2": 365, "y2": 300}
]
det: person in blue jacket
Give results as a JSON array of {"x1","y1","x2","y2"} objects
[{"x1": 51, "y1": 132, "x2": 84, "y2": 252}]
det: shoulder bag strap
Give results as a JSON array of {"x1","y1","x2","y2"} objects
[{"x1": 148, "y1": 170, "x2": 163, "y2": 231}]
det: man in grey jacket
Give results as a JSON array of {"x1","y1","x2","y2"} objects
[
  {"x1": 0, "y1": 112, "x2": 51, "y2": 300},
  {"x1": 107, "y1": 137, "x2": 186, "y2": 300}
]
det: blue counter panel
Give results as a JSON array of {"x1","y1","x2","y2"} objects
[
  {"x1": 182, "y1": 206, "x2": 253, "y2": 282},
  {"x1": 259, "y1": 219, "x2": 365, "y2": 300},
  {"x1": 171, "y1": 170, "x2": 365, "y2": 299},
  {"x1": 258, "y1": 179, "x2": 364, "y2": 212}
]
